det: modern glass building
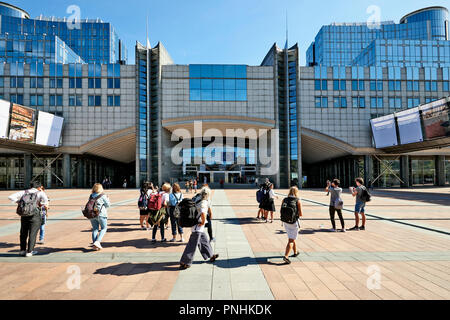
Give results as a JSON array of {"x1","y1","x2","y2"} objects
[
  {"x1": 307, "y1": 6, "x2": 449, "y2": 67},
  {"x1": 0, "y1": 2, "x2": 127, "y2": 64},
  {"x1": 0, "y1": 3, "x2": 449, "y2": 190},
  {"x1": 0, "y1": 2, "x2": 135, "y2": 190},
  {"x1": 302, "y1": 6, "x2": 450, "y2": 188}
]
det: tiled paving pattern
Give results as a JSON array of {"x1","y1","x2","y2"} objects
[{"x1": 0, "y1": 187, "x2": 449, "y2": 300}]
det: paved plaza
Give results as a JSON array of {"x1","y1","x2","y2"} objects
[{"x1": 0, "y1": 187, "x2": 449, "y2": 300}]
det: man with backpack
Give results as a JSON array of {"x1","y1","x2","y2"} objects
[
  {"x1": 8, "y1": 181, "x2": 49, "y2": 257},
  {"x1": 179, "y1": 186, "x2": 219, "y2": 270},
  {"x1": 349, "y1": 177, "x2": 371, "y2": 231}
]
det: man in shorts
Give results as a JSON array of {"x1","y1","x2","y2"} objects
[{"x1": 349, "y1": 177, "x2": 367, "y2": 231}]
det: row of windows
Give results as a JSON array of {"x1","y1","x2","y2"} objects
[
  {"x1": 315, "y1": 79, "x2": 450, "y2": 92},
  {"x1": 2, "y1": 76, "x2": 121, "y2": 89},
  {"x1": 189, "y1": 65, "x2": 247, "y2": 79},
  {"x1": 315, "y1": 96, "x2": 439, "y2": 109},
  {"x1": 6, "y1": 93, "x2": 121, "y2": 107},
  {"x1": 1, "y1": 62, "x2": 122, "y2": 77}
]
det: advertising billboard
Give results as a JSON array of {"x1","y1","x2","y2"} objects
[
  {"x1": 0, "y1": 99, "x2": 10, "y2": 139},
  {"x1": 420, "y1": 99, "x2": 450, "y2": 140},
  {"x1": 8, "y1": 103, "x2": 36, "y2": 142},
  {"x1": 370, "y1": 114, "x2": 398, "y2": 148},
  {"x1": 396, "y1": 108, "x2": 423, "y2": 145},
  {"x1": 35, "y1": 111, "x2": 64, "y2": 147}
]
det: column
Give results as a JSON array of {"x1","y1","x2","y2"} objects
[
  {"x1": 77, "y1": 159, "x2": 85, "y2": 188},
  {"x1": 62, "y1": 154, "x2": 71, "y2": 188},
  {"x1": 400, "y1": 155, "x2": 410, "y2": 188},
  {"x1": 436, "y1": 155, "x2": 446, "y2": 187},
  {"x1": 24, "y1": 154, "x2": 32, "y2": 188},
  {"x1": 364, "y1": 155, "x2": 373, "y2": 186}
]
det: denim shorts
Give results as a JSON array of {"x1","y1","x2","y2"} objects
[{"x1": 355, "y1": 202, "x2": 365, "y2": 214}]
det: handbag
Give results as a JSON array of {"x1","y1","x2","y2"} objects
[{"x1": 334, "y1": 198, "x2": 344, "y2": 210}]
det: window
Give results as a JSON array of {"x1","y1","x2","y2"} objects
[
  {"x1": 189, "y1": 65, "x2": 247, "y2": 101},
  {"x1": 49, "y1": 95, "x2": 63, "y2": 106},
  {"x1": 334, "y1": 97, "x2": 347, "y2": 108},
  {"x1": 30, "y1": 94, "x2": 43, "y2": 106},
  {"x1": 315, "y1": 97, "x2": 328, "y2": 108},
  {"x1": 352, "y1": 97, "x2": 366, "y2": 108},
  {"x1": 407, "y1": 98, "x2": 420, "y2": 109},
  {"x1": 88, "y1": 95, "x2": 101, "y2": 107},
  {"x1": 407, "y1": 81, "x2": 419, "y2": 91},
  {"x1": 389, "y1": 98, "x2": 402, "y2": 109},
  {"x1": 371, "y1": 97, "x2": 383, "y2": 109},
  {"x1": 10, "y1": 94, "x2": 23, "y2": 105},
  {"x1": 107, "y1": 95, "x2": 121, "y2": 106}
]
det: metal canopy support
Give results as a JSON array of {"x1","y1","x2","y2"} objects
[
  {"x1": 30, "y1": 153, "x2": 64, "y2": 185},
  {"x1": 371, "y1": 155, "x2": 405, "y2": 186}
]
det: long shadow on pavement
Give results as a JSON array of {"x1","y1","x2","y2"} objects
[{"x1": 94, "y1": 262, "x2": 181, "y2": 275}]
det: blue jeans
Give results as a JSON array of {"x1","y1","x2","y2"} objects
[
  {"x1": 355, "y1": 202, "x2": 366, "y2": 214},
  {"x1": 39, "y1": 214, "x2": 47, "y2": 241},
  {"x1": 90, "y1": 216, "x2": 108, "y2": 243},
  {"x1": 169, "y1": 207, "x2": 183, "y2": 236}
]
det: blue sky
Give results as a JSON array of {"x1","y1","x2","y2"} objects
[{"x1": 11, "y1": 0, "x2": 450, "y2": 65}]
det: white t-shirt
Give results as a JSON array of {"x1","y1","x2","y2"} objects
[
  {"x1": 160, "y1": 191, "x2": 169, "y2": 207},
  {"x1": 192, "y1": 199, "x2": 209, "y2": 233},
  {"x1": 269, "y1": 189, "x2": 275, "y2": 199}
]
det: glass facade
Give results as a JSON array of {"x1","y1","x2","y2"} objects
[
  {"x1": 0, "y1": 13, "x2": 127, "y2": 64},
  {"x1": 189, "y1": 65, "x2": 247, "y2": 101},
  {"x1": 307, "y1": 7, "x2": 449, "y2": 67}
]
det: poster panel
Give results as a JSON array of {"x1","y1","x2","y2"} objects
[
  {"x1": 370, "y1": 114, "x2": 398, "y2": 148},
  {"x1": 396, "y1": 108, "x2": 423, "y2": 145},
  {"x1": 8, "y1": 103, "x2": 36, "y2": 143}
]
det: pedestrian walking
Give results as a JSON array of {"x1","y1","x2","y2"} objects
[
  {"x1": 281, "y1": 186, "x2": 303, "y2": 264},
  {"x1": 179, "y1": 187, "x2": 219, "y2": 269},
  {"x1": 325, "y1": 179, "x2": 345, "y2": 232},
  {"x1": 8, "y1": 181, "x2": 49, "y2": 257},
  {"x1": 37, "y1": 186, "x2": 49, "y2": 245},
  {"x1": 169, "y1": 183, "x2": 184, "y2": 242},
  {"x1": 86, "y1": 183, "x2": 111, "y2": 250},
  {"x1": 349, "y1": 177, "x2": 371, "y2": 231}
]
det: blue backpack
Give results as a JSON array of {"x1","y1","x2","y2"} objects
[{"x1": 169, "y1": 193, "x2": 182, "y2": 207}]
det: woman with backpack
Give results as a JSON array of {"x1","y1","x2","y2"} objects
[
  {"x1": 169, "y1": 183, "x2": 184, "y2": 242},
  {"x1": 179, "y1": 186, "x2": 219, "y2": 270},
  {"x1": 282, "y1": 186, "x2": 303, "y2": 264},
  {"x1": 150, "y1": 183, "x2": 170, "y2": 243},
  {"x1": 88, "y1": 183, "x2": 111, "y2": 251},
  {"x1": 138, "y1": 182, "x2": 153, "y2": 230}
]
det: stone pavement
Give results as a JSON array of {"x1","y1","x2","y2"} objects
[{"x1": 0, "y1": 187, "x2": 449, "y2": 300}]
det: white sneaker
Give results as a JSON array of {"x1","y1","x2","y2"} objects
[
  {"x1": 330, "y1": 228, "x2": 337, "y2": 232},
  {"x1": 341, "y1": 228, "x2": 346, "y2": 233},
  {"x1": 179, "y1": 237, "x2": 185, "y2": 243},
  {"x1": 93, "y1": 241, "x2": 102, "y2": 250},
  {"x1": 25, "y1": 251, "x2": 38, "y2": 257},
  {"x1": 169, "y1": 238, "x2": 176, "y2": 242},
  {"x1": 19, "y1": 250, "x2": 26, "y2": 257}
]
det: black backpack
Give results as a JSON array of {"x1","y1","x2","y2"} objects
[
  {"x1": 360, "y1": 187, "x2": 372, "y2": 202},
  {"x1": 178, "y1": 198, "x2": 201, "y2": 228},
  {"x1": 280, "y1": 197, "x2": 299, "y2": 224}
]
